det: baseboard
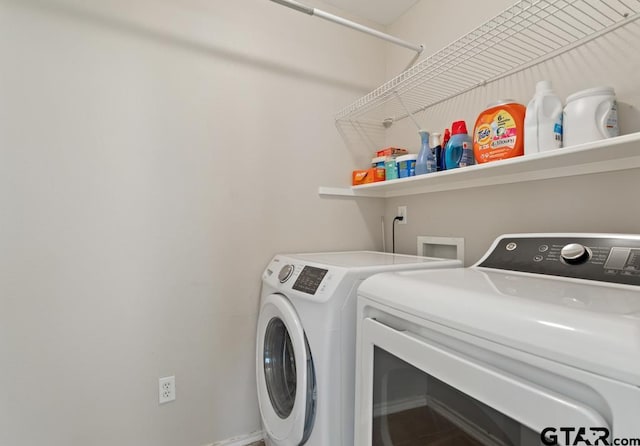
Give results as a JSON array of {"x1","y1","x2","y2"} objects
[
  {"x1": 206, "y1": 430, "x2": 264, "y2": 446},
  {"x1": 373, "y1": 395, "x2": 427, "y2": 418}
]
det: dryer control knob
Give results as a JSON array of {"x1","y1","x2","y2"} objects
[
  {"x1": 560, "y1": 243, "x2": 591, "y2": 265},
  {"x1": 278, "y1": 264, "x2": 295, "y2": 283}
]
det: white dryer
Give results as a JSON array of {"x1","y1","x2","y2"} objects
[
  {"x1": 256, "y1": 251, "x2": 461, "y2": 446},
  {"x1": 355, "y1": 234, "x2": 640, "y2": 446}
]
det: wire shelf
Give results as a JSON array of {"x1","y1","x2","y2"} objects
[{"x1": 335, "y1": 0, "x2": 640, "y2": 125}]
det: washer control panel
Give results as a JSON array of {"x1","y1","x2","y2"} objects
[
  {"x1": 263, "y1": 257, "x2": 337, "y2": 299},
  {"x1": 478, "y1": 235, "x2": 640, "y2": 286},
  {"x1": 292, "y1": 265, "x2": 328, "y2": 295}
]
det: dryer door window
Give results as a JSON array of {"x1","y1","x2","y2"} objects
[
  {"x1": 264, "y1": 317, "x2": 297, "y2": 418},
  {"x1": 372, "y1": 346, "x2": 540, "y2": 445},
  {"x1": 355, "y1": 317, "x2": 610, "y2": 446}
]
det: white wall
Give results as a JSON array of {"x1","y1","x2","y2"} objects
[
  {"x1": 0, "y1": 1, "x2": 385, "y2": 444},
  {"x1": 382, "y1": 0, "x2": 640, "y2": 264}
]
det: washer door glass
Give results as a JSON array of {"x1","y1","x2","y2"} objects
[
  {"x1": 257, "y1": 294, "x2": 317, "y2": 445},
  {"x1": 264, "y1": 317, "x2": 297, "y2": 418}
]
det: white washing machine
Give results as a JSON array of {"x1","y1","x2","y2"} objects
[
  {"x1": 354, "y1": 234, "x2": 640, "y2": 446},
  {"x1": 256, "y1": 251, "x2": 462, "y2": 446}
]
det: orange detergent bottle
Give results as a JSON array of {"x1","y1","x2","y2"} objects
[{"x1": 473, "y1": 100, "x2": 526, "y2": 163}]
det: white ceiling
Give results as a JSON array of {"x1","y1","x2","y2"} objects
[{"x1": 321, "y1": 0, "x2": 420, "y2": 25}]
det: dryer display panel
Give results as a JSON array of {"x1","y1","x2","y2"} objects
[
  {"x1": 478, "y1": 236, "x2": 640, "y2": 286},
  {"x1": 292, "y1": 266, "x2": 328, "y2": 295}
]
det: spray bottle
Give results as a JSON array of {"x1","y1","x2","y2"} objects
[{"x1": 415, "y1": 130, "x2": 437, "y2": 175}]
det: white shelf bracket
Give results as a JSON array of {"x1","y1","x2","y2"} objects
[
  {"x1": 394, "y1": 91, "x2": 422, "y2": 130},
  {"x1": 269, "y1": 0, "x2": 424, "y2": 54},
  {"x1": 352, "y1": 120, "x2": 378, "y2": 151}
]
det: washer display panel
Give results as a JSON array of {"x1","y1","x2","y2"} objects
[{"x1": 292, "y1": 266, "x2": 328, "y2": 295}]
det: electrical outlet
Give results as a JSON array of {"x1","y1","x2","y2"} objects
[
  {"x1": 159, "y1": 376, "x2": 175, "y2": 404},
  {"x1": 397, "y1": 206, "x2": 407, "y2": 225}
]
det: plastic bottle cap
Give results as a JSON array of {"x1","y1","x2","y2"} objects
[
  {"x1": 451, "y1": 121, "x2": 468, "y2": 135},
  {"x1": 432, "y1": 132, "x2": 442, "y2": 145},
  {"x1": 536, "y1": 80, "x2": 553, "y2": 93},
  {"x1": 371, "y1": 156, "x2": 387, "y2": 164}
]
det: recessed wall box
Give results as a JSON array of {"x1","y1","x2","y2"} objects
[{"x1": 417, "y1": 236, "x2": 464, "y2": 263}]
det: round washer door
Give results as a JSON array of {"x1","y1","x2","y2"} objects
[{"x1": 256, "y1": 293, "x2": 314, "y2": 446}]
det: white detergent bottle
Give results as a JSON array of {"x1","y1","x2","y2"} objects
[{"x1": 524, "y1": 80, "x2": 563, "y2": 154}]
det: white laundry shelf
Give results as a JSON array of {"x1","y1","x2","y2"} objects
[{"x1": 318, "y1": 132, "x2": 640, "y2": 198}]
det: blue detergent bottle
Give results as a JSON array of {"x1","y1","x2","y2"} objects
[
  {"x1": 444, "y1": 120, "x2": 475, "y2": 169},
  {"x1": 415, "y1": 130, "x2": 437, "y2": 175}
]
